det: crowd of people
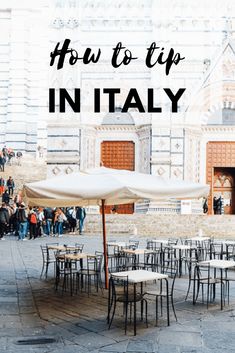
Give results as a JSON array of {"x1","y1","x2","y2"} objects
[{"x1": 0, "y1": 201, "x2": 87, "y2": 241}]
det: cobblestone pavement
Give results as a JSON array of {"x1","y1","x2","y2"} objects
[{"x1": 1, "y1": 234, "x2": 235, "y2": 352}]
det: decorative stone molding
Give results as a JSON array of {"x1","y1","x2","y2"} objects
[
  {"x1": 65, "y1": 166, "x2": 73, "y2": 174},
  {"x1": 52, "y1": 166, "x2": 61, "y2": 175}
]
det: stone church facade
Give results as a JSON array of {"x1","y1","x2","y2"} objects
[{"x1": 1, "y1": 0, "x2": 235, "y2": 214}]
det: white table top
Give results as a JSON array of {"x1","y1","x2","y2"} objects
[
  {"x1": 122, "y1": 248, "x2": 153, "y2": 255},
  {"x1": 111, "y1": 269, "x2": 168, "y2": 283},
  {"x1": 187, "y1": 236, "x2": 211, "y2": 242},
  {"x1": 199, "y1": 259, "x2": 235, "y2": 270},
  {"x1": 151, "y1": 239, "x2": 169, "y2": 244},
  {"x1": 107, "y1": 242, "x2": 127, "y2": 247},
  {"x1": 172, "y1": 244, "x2": 193, "y2": 250},
  {"x1": 223, "y1": 240, "x2": 235, "y2": 246}
]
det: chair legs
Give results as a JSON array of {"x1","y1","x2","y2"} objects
[{"x1": 108, "y1": 299, "x2": 148, "y2": 334}]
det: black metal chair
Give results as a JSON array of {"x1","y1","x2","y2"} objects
[
  {"x1": 107, "y1": 275, "x2": 148, "y2": 334},
  {"x1": 40, "y1": 245, "x2": 57, "y2": 278},
  {"x1": 144, "y1": 266, "x2": 178, "y2": 326},
  {"x1": 193, "y1": 263, "x2": 223, "y2": 308},
  {"x1": 78, "y1": 254, "x2": 103, "y2": 295}
]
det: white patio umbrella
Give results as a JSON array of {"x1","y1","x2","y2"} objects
[{"x1": 23, "y1": 167, "x2": 209, "y2": 288}]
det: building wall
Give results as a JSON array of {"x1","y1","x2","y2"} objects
[
  {"x1": 84, "y1": 213, "x2": 235, "y2": 238},
  {"x1": 1, "y1": 1, "x2": 235, "y2": 213}
]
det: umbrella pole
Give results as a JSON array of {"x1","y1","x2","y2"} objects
[{"x1": 101, "y1": 199, "x2": 109, "y2": 289}]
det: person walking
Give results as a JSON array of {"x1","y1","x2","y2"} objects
[
  {"x1": 0, "y1": 177, "x2": 5, "y2": 196},
  {"x1": 7, "y1": 177, "x2": 15, "y2": 196},
  {"x1": 76, "y1": 207, "x2": 86, "y2": 234},
  {"x1": 17, "y1": 203, "x2": 28, "y2": 241},
  {"x1": 0, "y1": 203, "x2": 9, "y2": 240}
]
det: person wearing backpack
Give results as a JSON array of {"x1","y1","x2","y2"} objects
[{"x1": 29, "y1": 207, "x2": 37, "y2": 239}]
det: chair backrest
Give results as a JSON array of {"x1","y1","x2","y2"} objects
[
  {"x1": 74, "y1": 243, "x2": 84, "y2": 253},
  {"x1": 41, "y1": 245, "x2": 49, "y2": 262},
  {"x1": 194, "y1": 263, "x2": 211, "y2": 283},
  {"x1": 95, "y1": 251, "x2": 104, "y2": 272},
  {"x1": 160, "y1": 266, "x2": 178, "y2": 295},
  {"x1": 144, "y1": 250, "x2": 157, "y2": 269},
  {"x1": 109, "y1": 275, "x2": 129, "y2": 302},
  {"x1": 168, "y1": 238, "x2": 178, "y2": 245},
  {"x1": 128, "y1": 240, "x2": 139, "y2": 250}
]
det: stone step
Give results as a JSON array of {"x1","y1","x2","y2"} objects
[
  {"x1": 1, "y1": 157, "x2": 47, "y2": 192},
  {"x1": 84, "y1": 214, "x2": 235, "y2": 238}
]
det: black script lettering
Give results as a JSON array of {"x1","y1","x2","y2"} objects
[
  {"x1": 146, "y1": 42, "x2": 185, "y2": 75},
  {"x1": 50, "y1": 39, "x2": 101, "y2": 70},
  {"x1": 111, "y1": 42, "x2": 138, "y2": 68}
]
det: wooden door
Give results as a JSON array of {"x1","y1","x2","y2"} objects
[
  {"x1": 213, "y1": 168, "x2": 235, "y2": 214},
  {"x1": 101, "y1": 141, "x2": 135, "y2": 214},
  {"x1": 206, "y1": 142, "x2": 235, "y2": 214}
]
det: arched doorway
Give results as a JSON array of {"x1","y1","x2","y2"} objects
[
  {"x1": 206, "y1": 142, "x2": 235, "y2": 214},
  {"x1": 213, "y1": 168, "x2": 235, "y2": 214}
]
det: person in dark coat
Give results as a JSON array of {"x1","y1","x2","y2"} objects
[
  {"x1": 76, "y1": 207, "x2": 86, "y2": 234},
  {"x1": 2, "y1": 190, "x2": 10, "y2": 204},
  {"x1": 6, "y1": 176, "x2": 15, "y2": 196},
  {"x1": 0, "y1": 203, "x2": 10, "y2": 240},
  {"x1": 0, "y1": 154, "x2": 6, "y2": 172}
]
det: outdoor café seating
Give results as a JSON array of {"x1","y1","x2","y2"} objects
[{"x1": 39, "y1": 236, "x2": 235, "y2": 336}]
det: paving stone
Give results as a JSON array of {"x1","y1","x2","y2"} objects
[
  {"x1": 69, "y1": 332, "x2": 116, "y2": 350},
  {"x1": 157, "y1": 345, "x2": 180, "y2": 353},
  {"x1": 76, "y1": 319, "x2": 110, "y2": 333},
  {"x1": 127, "y1": 340, "x2": 156, "y2": 352},
  {"x1": 0, "y1": 296, "x2": 18, "y2": 303},
  {"x1": 158, "y1": 330, "x2": 202, "y2": 347},
  {"x1": 0, "y1": 304, "x2": 19, "y2": 315},
  {"x1": 49, "y1": 346, "x2": 90, "y2": 353},
  {"x1": 101, "y1": 341, "x2": 129, "y2": 352},
  {"x1": 203, "y1": 330, "x2": 235, "y2": 350}
]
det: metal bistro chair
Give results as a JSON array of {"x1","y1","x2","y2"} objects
[
  {"x1": 54, "y1": 254, "x2": 78, "y2": 295},
  {"x1": 78, "y1": 253, "x2": 103, "y2": 295},
  {"x1": 40, "y1": 244, "x2": 58, "y2": 278},
  {"x1": 107, "y1": 275, "x2": 148, "y2": 334},
  {"x1": 128, "y1": 240, "x2": 139, "y2": 250},
  {"x1": 144, "y1": 265, "x2": 178, "y2": 327},
  {"x1": 74, "y1": 243, "x2": 84, "y2": 253},
  {"x1": 193, "y1": 263, "x2": 224, "y2": 308}
]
